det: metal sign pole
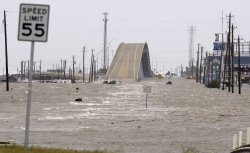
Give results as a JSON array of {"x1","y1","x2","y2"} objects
[
  {"x1": 24, "y1": 41, "x2": 35, "y2": 150},
  {"x1": 146, "y1": 92, "x2": 148, "y2": 108}
]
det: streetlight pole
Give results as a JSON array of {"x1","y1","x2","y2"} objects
[
  {"x1": 108, "y1": 39, "x2": 115, "y2": 69},
  {"x1": 97, "y1": 50, "x2": 103, "y2": 71},
  {"x1": 82, "y1": 46, "x2": 86, "y2": 82}
]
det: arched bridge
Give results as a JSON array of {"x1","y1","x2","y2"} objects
[{"x1": 106, "y1": 42, "x2": 154, "y2": 81}]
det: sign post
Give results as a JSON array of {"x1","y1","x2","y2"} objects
[
  {"x1": 143, "y1": 85, "x2": 152, "y2": 108},
  {"x1": 18, "y1": 3, "x2": 50, "y2": 150}
]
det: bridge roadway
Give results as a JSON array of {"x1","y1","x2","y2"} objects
[{"x1": 106, "y1": 42, "x2": 154, "y2": 81}]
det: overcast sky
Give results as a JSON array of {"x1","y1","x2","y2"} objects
[{"x1": 1, "y1": 0, "x2": 250, "y2": 74}]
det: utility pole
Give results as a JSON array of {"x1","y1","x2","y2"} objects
[
  {"x1": 208, "y1": 53, "x2": 211, "y2": 83},
  {"x1": 218, "y1": 33, "x2": 224, "y2": 89},
  {"x1": 64, "y1": 60, "x2": 66, "y2": 79},
  {"x1": 227, "y1": 13, "x2": 232, "y2": 92},
  {"x1": 61, "y1": 59, "x2": 62, "y2": 79},
  {"x1": 21, "y1": 61, "x2": 23, "y2": 81},
  {"x1": 238, "y1": 35, "x2": 241, "y2": 94},
  {"x1": 73, "y1": 55, "x2": 75, "y2": 83},
  {"x1": 231, "y1": 24, "x2": 234, "y2": 93},
  {"x1": 191, "y1": 60, "x2": 194, "y2": 78},
  {"x1": 203, "y1": 53, "x2": 207, "y2": 84},
  {"x1": 223, "y1": 34, "x2": 229, "y2": 90},
  {"x1": 196, "y1": 44, "x2": 200, "y2": 82},
  {"x1": 91, "y1": 49, "x2": 94, "y2": 82},
  {"x1": 4, "y1": 10, "x2": 9, "y2": 91},
  {"x1": 39, "y1": 60, "x2": 42, "y2": 82},
  {"x1": 82, "y1": 46, "x2": 86, "y2": 83},
  {"x1": 24, "y1": 61, "x2": 26, "y2": 80},
  {"x1": 199, "y1": 46, "x2": 203, "y2": 84},
  {"x1": 53, "y1": 64, "x2": 54, "y2": 70},
  {"x1": 57, "y1": 67, "x2": 59, "y2": 80},
  {"x1": 28, "y1": 60, "x2": 29, "y2": 81},
  {"x1": 211, "y1": 52, "x2": 214, "y2": 81},
  {"x1": 69, "y1": 69, "x2": 70, "y2": 80}
]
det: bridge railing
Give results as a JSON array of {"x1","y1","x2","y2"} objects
[{"x1": 231, "y1": 127, "x2": 250, "y2": 153}]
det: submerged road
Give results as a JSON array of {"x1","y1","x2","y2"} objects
[{"x1": 0, "y1": 78, "x2": 250, "y2": 153}]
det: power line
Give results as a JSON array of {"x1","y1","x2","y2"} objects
[
  {"x1": 6, "y1": 24, "x2": 220, "y2": 32},
  {"x1": 8, "y1": 12, "x2": 220, "y2": 23}
]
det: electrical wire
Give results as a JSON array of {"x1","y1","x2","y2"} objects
[
  {"x1": 6, "y1": 24, "x2": 220, "y2": 32},
  {"x1": 9, "y1": 11, "x2": 220, "y2": 23},
  {"x1": 233, "y1": 17, "x2": 245, "y2": 41}
]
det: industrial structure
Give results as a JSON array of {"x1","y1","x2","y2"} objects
[
  {"x1": 102, "y1": 12, "x2": 109, "y2": 74},
  {"x1": 106, "y1": 42, "x2": 154, "y2": 81},
  {"x1": 188, "y1": 26, "x2": 196, "y2": 72}
]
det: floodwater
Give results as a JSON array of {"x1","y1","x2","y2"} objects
[{"x1": 0, "y1": 78, "x2": 250, "y2": 153}]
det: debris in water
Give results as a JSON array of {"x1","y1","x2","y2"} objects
[{"x1": 75, "y1": 98, "x2": 82, "y2": 101}]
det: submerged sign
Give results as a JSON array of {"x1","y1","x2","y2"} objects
[
  {"x1": 143, "y1": 85, "x2": 152, "y2": 93},
  {"x1": 18, "y1": 3, "x2": 50, "y2": 42}
]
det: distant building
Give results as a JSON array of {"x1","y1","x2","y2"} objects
[{"x1": 204, "y1": 33, "x2": 250, "y2": 83}]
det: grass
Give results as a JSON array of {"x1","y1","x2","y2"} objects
[{"x1": 0, "y1": 144, "x2": 107, "y2": 153}]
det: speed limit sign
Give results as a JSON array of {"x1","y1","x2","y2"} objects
[{"x1": 18, "y1": 4, "x2": 50, "y2": 42}]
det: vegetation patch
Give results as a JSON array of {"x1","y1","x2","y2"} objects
[
  {"x1": 206, "y1": 80, "x2": 219, "y2": 88},
  {"x1": 108, "y1": 81, "x2": 116, "y2": 84},
  {"x1": 0, "y1": 144, "x2": 106, "y2": 153},
  {"x1": 103, "y1": 81, "x2": 108, "y2": 84}
]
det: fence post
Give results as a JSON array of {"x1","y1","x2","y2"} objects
[
  {"x1": 233, "y1": 134, "x2": 237, "y2": 149},
  {"x1": 247, "y1": 127, "x2": 250, "y2": 144},
  {"x1": 239, "y1": 131, "x2": 242, "y2": 147}
]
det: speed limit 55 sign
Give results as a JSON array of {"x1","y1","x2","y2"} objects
[{"x1": 18, "y1": 4, "x2": 50, "y2": 42}]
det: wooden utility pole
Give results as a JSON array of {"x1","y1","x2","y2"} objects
[
  {"x1": 196, "y1": 44, "x2": 200, "y2": 82},
  {"x1": 211, "y1": 52, "x2": 214, "y2": 81},
  {"x1": 199, "y1": 46, "x2": 203, "y2": 84},
  {"x1": 191, "y1": 60, "x2": 194, "y2": 79},
  {"x1": 23, "y1": 61, "x2": 26, "y2": 80},
  {"x1": 218, "y1": 34, "x2": 224, "y2": 89},
  {"x1": 28, "y1": 60, "x2": 29, "y2": 81},
  {"x1": 238, "y1": 36, "x2": 241, "y2": 94},
  {"x1": 91, "y1": 49, "x2": 94, "y2": 82},
  {"x1": 223, "y1": 34, "x2": 229, "y2": 90},
  {"x1": 227, "y1": 13, "x2": 232, "y2": 92},
  {"x1": 203, "y1": 53, "x2": 207, "y2": 84},
  {"x1": 39, "y1": 60, "x2": 42, "y2": 82},
  {"x1": 208, "y1": 53, "x2": 210, "y2": 83},
  {"x1": 4, "y1": 10, "x2": 9, "y2": 91},
  {"x1": 73, "y1": 55, "x2": 75, "y2": 83},
  {"x1": 69, "y1": 69, "x2": 71, "y2": 80},
  {"x1": 61, "y1": 59, "x2": 62, "y2": 79},
  {"x1": 63, "y1": 60, "x2": 66, "y2": 79},
  {"x1": 231, "y1": 24, "x2": 234, "y2": 93},
  {"x1": 82, "y1": 46, "x2": 86, "y2": 83},
  {"x1": 21, "y1": 61, "x2": 23, "y2": 81}
]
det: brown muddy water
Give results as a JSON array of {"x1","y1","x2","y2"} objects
[{"x1": 0, "y1": 78, "x2": 250, "y2": 153}]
